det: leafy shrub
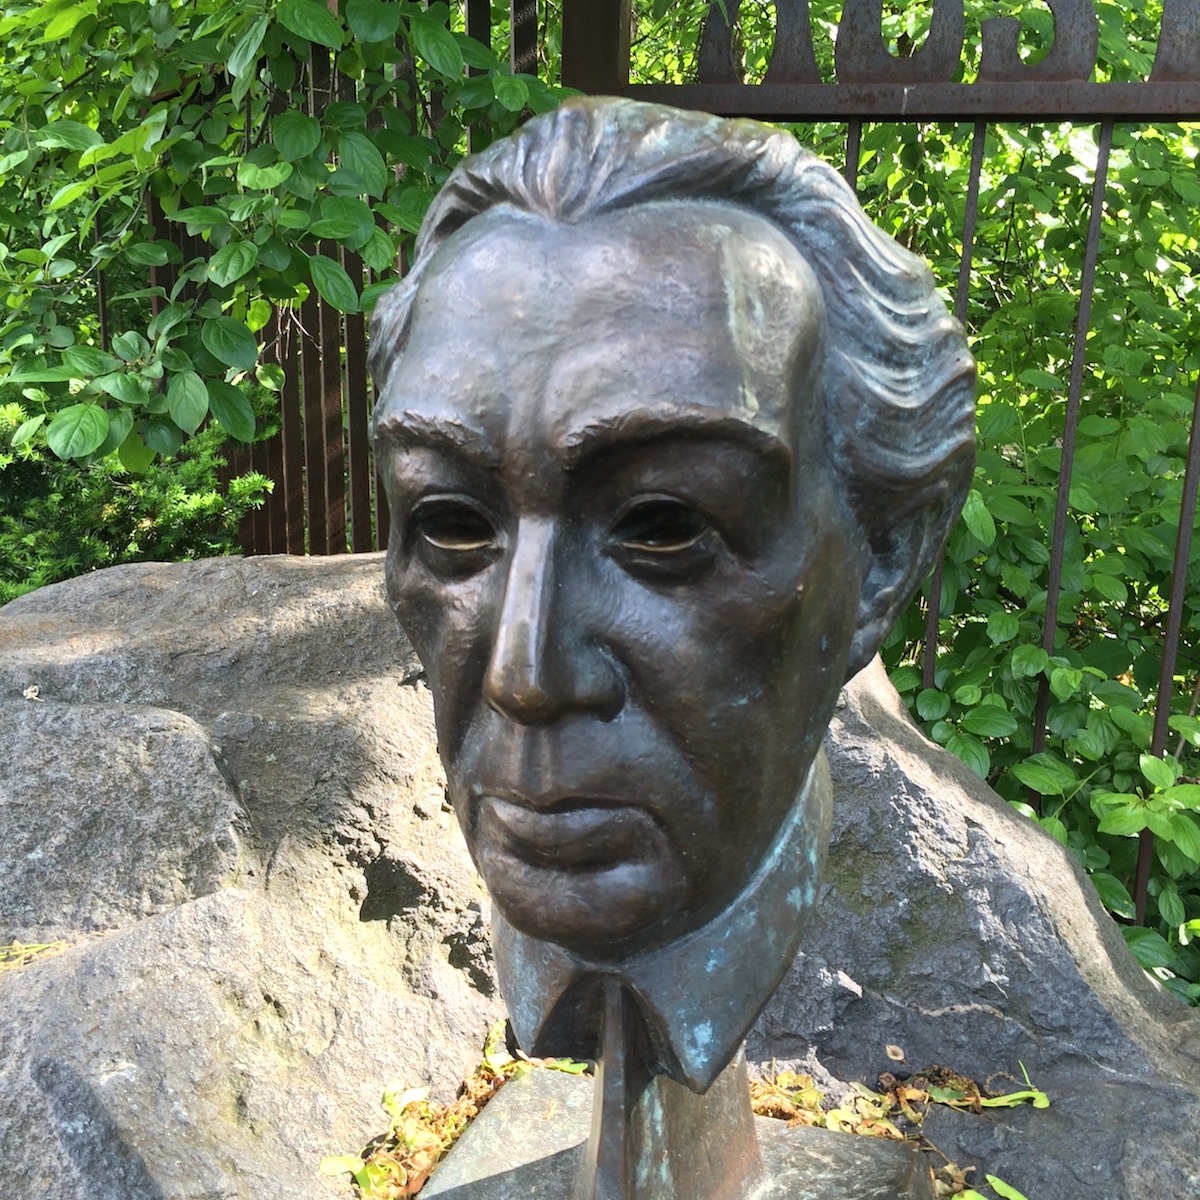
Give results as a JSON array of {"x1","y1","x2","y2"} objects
[{"x1": 0, "y1": 400, "x2": 269, "y2": 604}]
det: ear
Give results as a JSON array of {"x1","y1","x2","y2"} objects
[{"x1": 843, "y1": 517, "x2": 930, "y2": 681}]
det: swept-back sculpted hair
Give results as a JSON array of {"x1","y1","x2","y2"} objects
[{"x1": 370, "y1": 97, "x2": 976, "y2": 667}]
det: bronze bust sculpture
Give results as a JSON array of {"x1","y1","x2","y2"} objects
[{"x1": 370, "y1": 97, "x2": 975, "y2": 1200}]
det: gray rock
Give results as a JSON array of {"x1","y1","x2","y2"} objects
[
  {"x1": 0, "y1": 556, "x2": 503, "y2": 1200},
  {"x1": 1, "y1": 702, "x2": 246, "y2": 944},
  {"x1": 3, "y1": 558, "x2": 1198, "y2": 1200},
  {"x1": 750, "y1": 659, "x2": 1200, "y2": 1199}
]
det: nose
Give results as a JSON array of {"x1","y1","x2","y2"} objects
[{"x1": 484, "y1": 517, "x2": 623, "y2": 725}]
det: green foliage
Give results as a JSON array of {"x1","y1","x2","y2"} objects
[
  {"x1": 0, "y1": 0, "x2": 568, "y2": 469},
  {"x1": 871, "y1": 111, "x2": 1200, "y2": 1004},
  {"x1": 0, "y1": 400, "x2": 269, "y2": 603}
]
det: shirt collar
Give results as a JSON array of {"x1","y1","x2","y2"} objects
[{"x1": 491, "y1": 749, "x2": 832, "y2": 1092}]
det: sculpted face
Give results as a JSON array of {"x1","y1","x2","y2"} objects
[{"x1": 376, "y1": 203, "x2": 867, "y2": 957}]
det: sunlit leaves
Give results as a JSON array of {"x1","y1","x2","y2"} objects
[
  {"x1": 46, "y1": 404, "x2": 109, "y2": 459},
  {"x1": 276, "y1": 0, "x2": 346, "y2": 49}
]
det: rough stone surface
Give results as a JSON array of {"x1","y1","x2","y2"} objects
[
  {"x1": 3, "y1": 557, "x2": 1199, "y2": 1200},
  {"x1": 750, "y1": 659, "x2": 1200, "y2": 1200},
  {"x1": 0, "y1": 556, "x2": 503, "y2": 1200},
  {"x1": 1, "y1": 702, "x2": 246, "y2": 943}
]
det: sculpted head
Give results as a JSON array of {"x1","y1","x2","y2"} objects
[{"x1": 370, "y1": 98, "x2": 975, "y2": 961}]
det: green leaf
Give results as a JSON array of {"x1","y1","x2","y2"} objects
[
  {"x1": 986, "y1": 611, "x2": 1019, "y2": 644},
  {"x1": 46, "y1": 404, "x2": 110, "y2": 459},
  {"x1": 167, "y1": 371, "x2": 209, "y2": 434},
  {"x1": 1010, "y1": 645, "x2": 1050, "y2": 679},
  {"x1": 361, "y1": 226, "x2": 395, "y2": 272},
  {"x1": 1165, "y1": 784, "x2": 1200, "y2": 811},
  {"x1": 985, "y1": 1176, "x2": 1032, "y2": 1200},
  {"x1": 207, "y1": 241, "x2": 259, "y2": 287},
  {"x1": 1091, "y1": 872, "x2": 1135, "y2": 919},
  {"x1": 945, "y1": 733, "x2": 989, "y2": 777},
  {"x1": 1097, "y1": 804, "x2": 1148, "y2": 836},
  {"x1": 1049, "y1": 666, "x2": 1083, "y2": 701},
  {"x1": 1167, "y1": 812, "x2": 1200, "y2": 864},
  {"x1": 961, "y1": 489, "x2": 997, "y2": 545},
  {"x1": 96, "y1": 408, "x2": 133, "y2": 457},
  {"x1": 124, "y1": 241, "x2": 171, "y2": 266},
  {"x1": 309, "y1": 253, "x2": 360, "y2": 312},
  {"x1": 63, "y1": 345, "x2": 122, "y2": 376},
  {"x1": 12, "y1": 414, "x2": 46, "y2": 446},
  {"x1": 915, "y1": 688, "x2": 950, "y2": 721},
  {"x1": 237, "y1": 159, "x2": 293, "y2": 190},
  {"x1": 142, "y1": 415, "x2": 183, "y2": 456},
  {"x1": 207, "y1": 379, "x2": 256, "y2": 442},
  {"x1": 227, "y1": 14, "x2": 269, "y2": 77},
  {"x1": 960, "y1": 706, "x2": 1018, "y2": 738},
  {"x1": 1011, "y1": 762, "x2": 1067, "y2": 797},
  {"x1": 345, "y1": 0, "x2": 399, "y2": 42},
  {"x1": 170, "y1": 206, "x2": 231, "y2": 231},
  {"x1": 337, "y1": 130, "x2": 388, "y2": 198},
  {"x1": 112, "y1": 331, "x2": 152, "y2": 361},
  {"x1": 118, "y1": 430, "x2": 155, "y2": 472},
  {"x1": 95, "y1": 372, "x2": 147, "y2": 405},
  {"x1": 309, "y1": 195, "x2": 374, "y2": 243},
  {"x1": 202, "y1": 318, "x2": 258, "y2": 370},
  {"x1": 277, "y1": 0, "x2": 346, "y2": 48},
  {"x1": 273, "y1": 111, "x2": 322, "y2": 160},
  {"x1": 1122, "y1": 926, "x2": 1178, "y2": 971},
  {"x1": 410, "y1": 13, "x2": 464, "y2": 76},
  {"x1": 1139, "y1": 753, "x2": 1179, "y2": 792},
  {"x1": 493, "y1": 74, "x2": 529, "y2": 112},
  {"x1": 36, "y1": 119, "x2": 103, "y2": 151}
]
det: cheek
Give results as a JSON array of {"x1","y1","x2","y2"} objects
[{"x1": 387, "y1": 556, "x2": 495, "y2": 761}]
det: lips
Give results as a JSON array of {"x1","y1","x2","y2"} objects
[{"x1": 478, "y1": 794, "x2": 657, "y2": 870}]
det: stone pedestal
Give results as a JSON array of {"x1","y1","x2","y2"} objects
[{"x1": 423, "y1": 1068, "x2": 934, "y2": 1199}]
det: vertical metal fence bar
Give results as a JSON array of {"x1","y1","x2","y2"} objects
[
  {"x1": 344, "y1": 251, "x2": 374, "y2": 553},
  {"x1": 318, "y1": 257, "x2": 347, "y2": 553},
  {"x1": 923, "y1": 118, "x2": 988, "y2": 689},
  {"x1": 280, "y1": 316, "x2": 306, "y2": 555},
  {"x1": 301, "y1": 289, "x2": 327, "y2": 555},
  {"x1": 562, "y1": 0, "x2": 630, "y2": 94},
  {"x1": 1030, "y1": 118, "x2": 1114, "y2": 770},
  {"x1": 466, "y1": 0, "x2": 490, "y2": 60},
  {"x1": 250, "y1": 435, "x2": 271, "y2": 553},
  {"x1": 844, "y1": 119, "x2": 862, "y2": 191},
  {"x1": 1135, "y1": 372, "x2": 1200, "y2": 920},
  {"x1": 262, "y1": 311, "x2": 288, "y2": 554},
  {"x1": 511, "y1": 0, "x2": 538, "y2": 75}
]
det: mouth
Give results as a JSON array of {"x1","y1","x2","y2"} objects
[{"x1": 478, "y1": 794, "x2": 655, "y2": 870}]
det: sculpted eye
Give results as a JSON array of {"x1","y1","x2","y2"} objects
[
  {"x1": 410, "y1": 496, "x2": 499, "y2": 561},
  {"x1": 611, "y1": 497, "x2": 710, "y2": 554}
]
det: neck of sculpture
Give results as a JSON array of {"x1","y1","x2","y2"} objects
[{"x1": 577, "y1": 976, "x2": 762, "y2": 1200}]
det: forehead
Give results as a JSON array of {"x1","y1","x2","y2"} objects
[{"x1": 374, "y1": 202, "x2": 826, "y2": 458}]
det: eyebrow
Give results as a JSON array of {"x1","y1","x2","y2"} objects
[
  {"x1": 374, "y1": 409, "x2": 500, "y2": 469},
  {"x1": 561, "y1": 406, "x2": 792, "y2": 470},
  {"x1": 373, "y1": 404, "x2": 792, "y2": 471}
]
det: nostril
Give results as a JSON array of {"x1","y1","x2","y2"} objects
[{"x1": 484, "y1": 671, "x2": 560, "y2": 725}]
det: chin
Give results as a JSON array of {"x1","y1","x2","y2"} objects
[{"x1": 479, "y1": 848, "x2": 691, "y2": 958}]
